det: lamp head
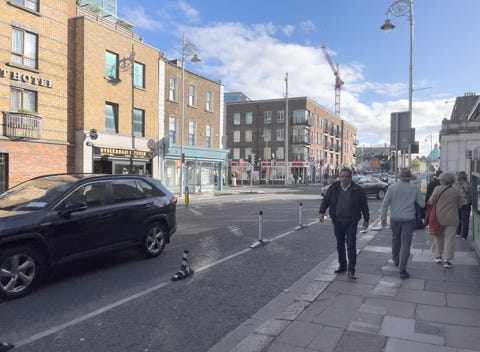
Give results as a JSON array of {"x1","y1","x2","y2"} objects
[
  {"x1": 191, "y1": 54, "x2": 201, "y2": 63},
  {"x1": 380, "y1": 18, "x2": 395, "y2": 32}
]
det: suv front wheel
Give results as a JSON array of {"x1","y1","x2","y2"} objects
[
  {"x1": 142, "y1": 223, "x2": 167, "y2": 257},
  {"x1": 0, "y1": 245, "x2": 46, "y2": 300}
]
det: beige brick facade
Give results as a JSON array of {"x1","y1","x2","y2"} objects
[{"x1": 0, "y1": 0, "x2": 72, "y2": 188}]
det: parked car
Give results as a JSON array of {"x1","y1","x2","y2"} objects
[
  {"x1": 321, "y1": 175, "x2": 389, "y2": 200},
  {"x1": 0, "y1": 174, "x2": 177, "y2": 299}
]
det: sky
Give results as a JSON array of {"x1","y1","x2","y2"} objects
[{"x1": 118, "y1": 0, "x2": 480, "y2": 157}]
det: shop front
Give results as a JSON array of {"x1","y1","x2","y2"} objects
[
  {"x1": 93, "y1": 146, "x2": 152, "y2": 176},
  {"x1": 163, "y1": 144, "x2": 229, "y2": 194}
]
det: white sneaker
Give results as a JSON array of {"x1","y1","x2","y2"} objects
[
  {"x1": 444, "y1": 261, "x2": 452, "y2": 268},
  {"x1": 434, "y1": 257, "x2": 442, "y2": 263}
]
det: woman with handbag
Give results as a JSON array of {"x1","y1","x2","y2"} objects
[{"x1": 428, "y1": 173, "x2": 463, "y2": 268}]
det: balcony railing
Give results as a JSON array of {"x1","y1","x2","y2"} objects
[
  {"x1": 2, "y1": 111, "x2": 42, "y2": 139},
  {"x1": 291, "y1": 136, "x2": 311, "y2": 144}
]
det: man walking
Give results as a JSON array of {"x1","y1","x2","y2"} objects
[
  {"x1": 425, "y1": 169, "x2": 442, "y2": 207},
  {"x1": 381, "y1": 168, "x2": 424, "y2": 279},
  {"x1": 319, "y1": 168, "x2": 370, "y2": 279}
]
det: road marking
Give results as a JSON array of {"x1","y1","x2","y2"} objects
[{"x1": 12, "y1": 221, "x2": 318, "y2": 348}]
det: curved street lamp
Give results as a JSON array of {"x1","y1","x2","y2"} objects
[
  {"x1": 381, "y1": 0, "x2": 414, "y2": 168},
  {"x1": 179, "y1": 34, "x2": 201, "y2": 197}
]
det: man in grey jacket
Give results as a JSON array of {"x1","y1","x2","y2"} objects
[{"x1": 381, "y1": 168, "x2": 424, "y2": 279}]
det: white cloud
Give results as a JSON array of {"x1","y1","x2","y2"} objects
[
  {"x1": 119, "y1": 6, "x2": 163, "y2": 31},
  {"x1": 177, "y1": 1, "x2": 200, "y2": 23},
  {"x1": 281, "y1": 25, "x2": 295, "y2": 36},
  {"x1": 181, "y1": 22, "x2": 452, "y2": 156},
  {"x1": 300, "y1": 19, "x2": 316, "y2": 32}
]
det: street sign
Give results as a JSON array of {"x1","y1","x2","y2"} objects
[{"x1": 147, "y1": 139, "x2": 156, "y2": 150}]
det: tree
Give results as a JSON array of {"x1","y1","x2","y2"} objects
[{"x1": 411, "y1": 158, "x2": 421, "y2": 171}]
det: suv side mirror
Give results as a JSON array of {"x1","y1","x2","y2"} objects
[{"x1": 59, "y1": 201, "x2": 87, "y2": 219}]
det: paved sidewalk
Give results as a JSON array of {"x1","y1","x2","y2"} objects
[{"x1": 209, "y1": 222, "x2": 480, "y2": 352}]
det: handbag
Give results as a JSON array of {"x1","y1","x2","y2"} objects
[{"x1": 425, "y1": 186, "x2": 450, "y2": 236}]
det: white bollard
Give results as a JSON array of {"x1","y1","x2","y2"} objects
[
  {"x1": 250, "y1": 210, "x2": 269, "y2": 248},
  {"x1": 295, "y1": 202, "x2": 305, "y2": 230}
]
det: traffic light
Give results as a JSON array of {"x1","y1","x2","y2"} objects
[
  {"x1": 247, "y1": 154, "x2": 252, "y2": 163},
  {"x1": 252, "y1": 153, "x2": 257, "y2": 165},
  {"x1": 466, "y1": 150, "x2": 473, "y2": 159}
]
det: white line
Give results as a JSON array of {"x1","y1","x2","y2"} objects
[{"x1": 12, "y1": 222, "x2": 316, "y2": 348}]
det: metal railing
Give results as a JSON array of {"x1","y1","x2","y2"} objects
[{"x1": 2, "y1": 111, "x2": 42, "y2": 139}]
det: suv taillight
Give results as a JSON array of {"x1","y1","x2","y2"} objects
[{"x1": 172, "y1": 196, "x2": 178, "y2": 204}]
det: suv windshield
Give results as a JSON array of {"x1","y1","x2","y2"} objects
[{"x1": 0, "y1": 178, "x2": 73, "y2": 211}]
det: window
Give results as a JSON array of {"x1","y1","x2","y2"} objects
[
  {"x1": 11, "y1": 87, "x2": 37, "y2": 112},
  {"x1": 264, "y1": 147, "x2": 271, "y2": 160},
  {"x1": 245, "y1": 130, "x2": 252, "y2": 143},
  {"x1": 233, "y1": 131, "x2": 240, "y2": 143},
  {"x1": 133, "y1": 62, "x2": 145, "y2": 88},
  {"x1": 263, "y1": 129, "x2": 271, "y2": 142},
  {"x1": 264, "y1": 111, "x2": 272, "y2": 124},
  {"x1": 11, "y1": 28, "x2": 37, "y2": 68},
  {"x1": 277, "y1": 110, "x2": 285, "y2": 123},
  {"x1": 168, "y1": 116, "x2": 177, "y2": 144},
  {"x1": 105, "y1": 102, "x2": 118, "y2": 133},
  {"x1": 245, "y1": 147, "x2": 252, "y2": 159},
  {"x1": 188, "y1": 121, "x2": 196, "y2": 145},
  {"x1": 206, "y1": 91, "x2": 213, "y2": 111},
  {"x1": 133, "y1": 108, "x2": 144, "y2": 137},
  {"x1": 188, "y1": 85, "x2": 196, "y2": 106},
  {"x1": 245, "y1": 112, "x2": 253, "y2": 125},
  {"x1": 12, "y1": 0, "x2": 39, "y2": 11},
  {"x1": 276, "y1": 147, "x2": 284, "y2": 160},
  {"x1": 111, "y1": 180, "x2": 143, "y2": 203},
  {"x1": 276, "y1": 128, "x2": 284, "y2": 141},
  {"x1": 233, "y1": 113, "x2": 240, "y2": 125},
  {"x1": 105, "y1": 51, "x2": 118, "y2": 80},
  {"x1": 169, "y1": 77, "x2": 177, "y2": 101},
  {"x1": 205, "y1": 124, "x2": 212, "y2": 147},
  {"x1": 233, "y1": 148, "x2": 240, "y2": 160}
]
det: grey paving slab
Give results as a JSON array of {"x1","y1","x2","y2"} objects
[
  {"x1": 361, "y1": 298, "x2": 416, "y2": 318},
  {"x1": 445, "y1": 324, "x2": 480, "y2": 350},
  {"x1": 231, "y1": 333, "x2": 274, "y2": 352},
  {"x1": 380, "y1": 316, "x2": 445, "y2": 345},
  {"x1": 312, "y1": 306, "x2": 358, "y2": 329},
  {"x1": 447, "y1": 293, "x2": 480, "y2": 309},
  {"x1": 416, "y1": 304, "x2": 480, "y2": 327},
  {"x1": 307, "y1": 326, "x2": 343, "y2": 352},
  {"x1": 298, "y1": 281, "x2": 330, "y2": 302},
  {"x1": 347, "y1": 320, "x2": 381, "y2": 334},
  {"x1": 397, "y1": 277, "x2": 424, "y2": 290},
  {"x1": 297, "y1": 300, "x2": 331, "y2": 323},
  {"x1": 426, "y1": 279, "x2": 480, "y2": 295},
  {"x1": 255, "y1": 319, "x2": 291, "y2": 337},
  {"x1": 415, "y1": 320, "x2": 444, "y2": 336},
  {"x1": 326, "y1": 280, "x2": 374, "y2": 296},
  {"x1": 395, "y1": 287, "x2": 446, "y2": 306},
  {"x1": 275, "y1": 321, "x2": 323, "y2": 348},
  {"x1": 335, "y1": 331, "x2": 387, "y2": 352},
  {"x1": 274, "y1": 300, "x2": 311, "y2": 321},
  {"x1": 384, "y1": 338, "x2": 457, "y2": 352},
  {"x1": 265, "y1": 341, "x2": 316, "y2": 352}
]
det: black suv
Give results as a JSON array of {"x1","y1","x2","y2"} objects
[{"x1": 0, "y1": 174, "x2": 177, "y2": 299}]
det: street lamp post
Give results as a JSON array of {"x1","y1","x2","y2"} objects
[
  {"x1": 179, "y1": 34, "x2": 201, "y2": 197},
  {"x1": 285, "y1": 73, "x2": 289, "y2": 185},
  {"x1": 381, "y1": 0, "x2": 414, "y2": 168},
  {"x1": 120, "y1": 44, "x2": 136, "y2": 173}
]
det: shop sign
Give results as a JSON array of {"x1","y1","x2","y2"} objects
[
  {"x1": 94, "y1": 146, "x2": 148, "y2": 159},
  {"x1": 0, "y1": 68, "x2": 53, "y2": 88}
]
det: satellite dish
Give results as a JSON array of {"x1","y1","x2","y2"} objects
[{"x1": 89, "y1": 129, "x2": 98, "y2": 140}]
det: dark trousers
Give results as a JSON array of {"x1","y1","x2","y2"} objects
[
  {"x1": 333, "y1": 220, "x2": 358, "y2": 272},
  {"x1": 391, "y1": 219, "x2": 415, "y2": 272},
  {"x1": 456, "y1": 204, "x2": 471, "y2": 238}
]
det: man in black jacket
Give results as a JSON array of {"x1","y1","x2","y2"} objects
[
  {"x1": 425, "y1": 169, "x2": 442, "y2": 207},
  {"x1": 319, "y1": 168, "x2": 370, "y2": 279}
]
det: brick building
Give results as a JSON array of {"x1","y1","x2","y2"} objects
[
  {"x1": 225, "y1": 97, "x2": 357, "y2": 184},
  {"x1": 0, "y1": 0, "x2": 73, "y2": 192}
]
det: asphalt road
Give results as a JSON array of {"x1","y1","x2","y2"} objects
[{"x1": 0, "y1": 185, "x2": 383, "y2": 352}]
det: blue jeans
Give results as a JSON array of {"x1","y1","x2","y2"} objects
[
  {"x1": 391, "y1": 219, "x2": 415, "y2": 272},
  {"x1": 333, "y1": 220, "x2": 358, "y2": 272}
]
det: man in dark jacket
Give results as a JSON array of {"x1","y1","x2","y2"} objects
[
  {"x1": 425, "y1": 169, "x2": 443, "y2": 207},
  {"x1": 319, "y1": 168, "x2": 370, "y2": 279}
]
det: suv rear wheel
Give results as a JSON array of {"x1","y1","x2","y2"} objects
[{"x1": 0, "y1": 245, "x2": 46, "y2": 299}]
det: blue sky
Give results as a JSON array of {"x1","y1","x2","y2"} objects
[{"x1": 118, "y1": 0, "x2": 480, "y2": 156}]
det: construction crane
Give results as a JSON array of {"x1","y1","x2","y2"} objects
[{"x1": 321, "y1": 43, "x2": 344, "y2": 116}]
